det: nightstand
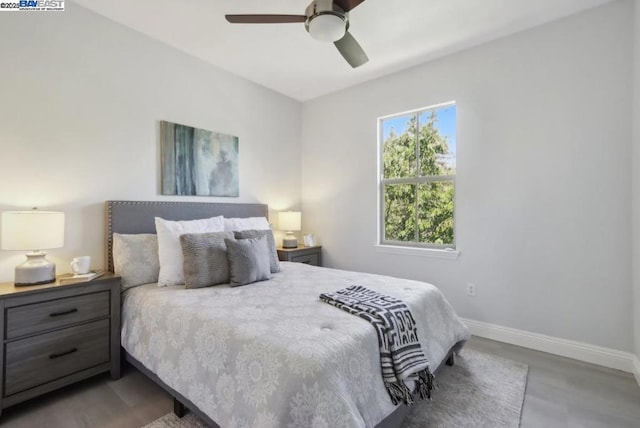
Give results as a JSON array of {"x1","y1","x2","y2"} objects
[
  {"x1": 277, "y1": 245, "x2": 322, "y2": 266},
  {"x1": 0, "y1": 274, "x2": 120, "y2": 416}
]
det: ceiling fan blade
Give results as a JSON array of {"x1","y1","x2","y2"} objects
[
  {"x1": 333, "y1": 0, "x2": 366, "y2": 13},
  {"x1": 334, "y1": 31, "x2": 369, "y2": 68},
  {"x1": 225, "y1": 14, "x2": 306, "y2": 24}
]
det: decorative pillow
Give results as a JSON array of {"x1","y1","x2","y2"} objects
[
  {"x1": 112, "y1": 233, "x2": 160, "y2": 290},
  {"x1": 225, "y1": 236, "x2": 272, "y2": 286},
  {"x1": 155, "y1": 216, "x2": 224, "y2": 286},
  {"x1": 224, "y1": 216, "x2": 270, "y2": 232},
  {"x1": 180, "y1": 231, "x2": 235, "y2": 289},
  {"x1": 233, "y1": 229, "x2": 281, "y2": 273}
]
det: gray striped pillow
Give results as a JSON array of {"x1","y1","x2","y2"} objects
[{"x1": 180, "y1": 231, "x2": 235, "y2": 288}]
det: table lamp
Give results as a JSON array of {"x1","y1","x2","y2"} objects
[
  {"x1": 1, "y1": 209, "x2": 65, "y2": 286},
  {"x1": 279, "y1": 211, "x2": 301, "y2": 248}
]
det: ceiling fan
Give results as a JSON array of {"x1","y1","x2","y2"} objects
[{"x1": 225, "y1": 0, "x2": 369, "y2": 68}]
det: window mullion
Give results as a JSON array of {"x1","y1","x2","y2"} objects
[
  {"x1": 415, "y1": 112, "x2": 421, "y2": 178},
  {"x1": 380, "y1": 183, "x2": 385, "y2": 242},
  {"x1": 414, "y1": 184, "x2": 419, "y2": 243},
  {"x1": 381, "y1": 175, "x2": 454, "y2": 185},
  {"x1": 414, "y1": 113, "x2": 420, "y2": 243}
]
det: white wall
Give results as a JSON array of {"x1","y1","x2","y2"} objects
[
  {"x1": 633, "y1": 0, "x2": 640, "y2": 360},
  {"x1": 302, "y1": 1, "x2": 634, "y2": 351},
  {"x1": 0, "y1": 4, "x2": 302, "y2": 281}
]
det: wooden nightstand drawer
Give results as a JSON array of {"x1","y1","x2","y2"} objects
[
  {"x1": 6, "y1": 291, "x2": 110, "y2": 340},
  {"x1": 4, "y1": 319, "x2": 110, "y2": 396},
  {"x1": 291, "y1": 253, "x2": 319, "y2": 265}
]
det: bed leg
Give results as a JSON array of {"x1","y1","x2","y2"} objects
[
  {"x1": 446, "y1": 353, "x2": 455, "y2": 366},
  {"x1": 174, "y1": 398, "x2": 185, "y2": 418}
]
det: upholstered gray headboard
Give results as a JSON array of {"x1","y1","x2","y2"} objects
[{"x1": 105, "y1": 200, "x2": 269, "y2": 272}]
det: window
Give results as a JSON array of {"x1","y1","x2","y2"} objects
[{"x1": 379, "y1": 102, "x2": 456, "y2": 249}]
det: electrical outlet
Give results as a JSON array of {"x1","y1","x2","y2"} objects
[{"x1": 466, "y1": 283, "x2": 476, "y2": 297}]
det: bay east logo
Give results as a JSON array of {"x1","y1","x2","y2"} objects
[
  {"x1": 0, "y1": 0, "x2": 63, "y2": 11},
  {"x1": 19, "y1": 0, "x2": 64, "y2": 10}
]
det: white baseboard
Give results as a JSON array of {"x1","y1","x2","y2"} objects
[
  {"x1": 633, "y1": 355, "x2": 640, "y2": 386},
  {"x1": 462, "y1": 318, "x2": 637, "y2": 378}
]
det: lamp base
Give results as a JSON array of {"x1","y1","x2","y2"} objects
[
  {"x1": 15, "y1": 252, "x2": 56, "y2": 286},
  {"x1": 282, "y1": 232, "x2": 298, "y2": 249}
]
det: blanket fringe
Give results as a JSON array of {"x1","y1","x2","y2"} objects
[
  {"x1": 385, "y1": 368, "x2": 436, "y2": 405},
  {"x1": 417, "y1": 368, "x2": 435, "y2": 400},
  {"x1": 385, "y1": 381, "x2": 414, "y2": 406}
]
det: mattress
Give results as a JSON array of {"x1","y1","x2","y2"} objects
[{"x1": 121, "y1": 262, "x2": 469, "y2": 428}]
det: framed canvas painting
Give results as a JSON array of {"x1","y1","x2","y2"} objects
[{"x1": 160, "y1": 121, "x2": 239, "y2": 197}]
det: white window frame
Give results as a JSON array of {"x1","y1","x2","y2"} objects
[{"x1": 378, "y1": 101, "x2": 456, "y2": 250}]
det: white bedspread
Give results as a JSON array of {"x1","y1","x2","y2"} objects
[{"x1": 121, "y1": 262, "x2": 469, "y2": 428}]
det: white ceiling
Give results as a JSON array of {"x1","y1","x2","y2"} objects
[{"x1": 73, "y1": 0, "x2": 614, "y2": 102}]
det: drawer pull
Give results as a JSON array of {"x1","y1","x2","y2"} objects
[
  {"x1": 49, "y1": 348, "x2": 78, "y2": 359},
  {"x1": 49, "y1": 308, "x2": 78, "y2": 317}
]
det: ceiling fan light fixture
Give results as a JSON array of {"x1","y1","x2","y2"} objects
[{"x1": 307, "y1": 13, "x2": 346, "y2": 42}]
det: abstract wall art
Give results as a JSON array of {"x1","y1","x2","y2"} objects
[{"x1": 160, "y1": 121, "x2": 239, "y2": 197}]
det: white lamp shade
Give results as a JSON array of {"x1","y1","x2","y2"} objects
[
  {"x1": 279, "y1": 211, "x2": 301, "y2": 231},
  {"x1": 308, "y1": 14, "x2": 346, "y2": 42},
  {"x1": 1, "y1": 211, "x2": 65, "y2": 250}
]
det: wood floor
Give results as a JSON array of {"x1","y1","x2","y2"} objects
[{"x1": 1, "y1": 336, "x2": 639, "y2": 428}]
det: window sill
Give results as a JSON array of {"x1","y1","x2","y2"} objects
[{"x1": 375, "y1": 244, "x2": 460, "y2": 260}]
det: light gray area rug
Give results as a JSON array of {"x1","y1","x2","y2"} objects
[{"x1": 142, "y1": 348, "x2": 528, "y2": 428}]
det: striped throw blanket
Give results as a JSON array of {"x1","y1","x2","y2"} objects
[{"x1": 319, "y1": 285, "x2": 434, "y2": 405}]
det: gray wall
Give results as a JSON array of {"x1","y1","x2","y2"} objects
[
  {"x1": 0, "y1": 3, "x2": 302, "y2": 280},
  {"x1": 301, "y1": 1, "x2": 634, "y2": 352}
]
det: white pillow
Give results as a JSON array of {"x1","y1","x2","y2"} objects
[
  {"x1": 155, "y1": 216, "x2": 224, "y2": 286},
  {"x1": 223, "y1": 216, "x2": 270, "y2": 232}
]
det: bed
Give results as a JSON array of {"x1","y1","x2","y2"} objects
[{"x1": 106, "y1": 200, "x2": 470, "y2": 428}]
